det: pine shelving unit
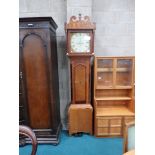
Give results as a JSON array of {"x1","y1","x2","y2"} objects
[{"x1": 94, "y1": 56, "x2": 135, "y2": 137}]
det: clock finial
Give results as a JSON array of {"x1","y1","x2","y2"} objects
[
  {"x1": 65, "y1": 15, "x2": 96, "y2": 30},
  {"x1": 79, "y1": 13, "x2": 82, "y2": 21}
]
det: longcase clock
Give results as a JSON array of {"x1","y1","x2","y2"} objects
[
  {"x1": 65, "y1": 15, "x2": 96, "y2": 135},
  {"x1": 65, "y1": 14, "x2": 96, "y2": 104}
]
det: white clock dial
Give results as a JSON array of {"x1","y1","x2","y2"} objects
[{"x1": 71, "y1": 33, "x2": 91, "y2": 53}]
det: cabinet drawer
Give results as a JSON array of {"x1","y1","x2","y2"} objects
[
  {"x1": 97, "y1": 127, "x2": 109, "y2": 136},
  {"x1": 95, "y1": 116, "x2": 134, "y2": 137},
  {"x1": 110, "y1": 117, "x2": 122, "y2": 126},
  {"x1": 110, "y1": 127, "x2": 122, "y2": 135},
  {"x1": 97, "y1": 118, "x2": 108, "y2": 127},
  {"x1": 124, "y1": 116, "x2": 135, "y2": 124}
]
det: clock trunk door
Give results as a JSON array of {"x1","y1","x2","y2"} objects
[{"x1": 71, "y1": 58, "x2": 90, "y2": 104}]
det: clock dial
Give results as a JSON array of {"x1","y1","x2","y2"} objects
[{"x1": 71, "y1": 33, "x2": 91, "y2": 53}]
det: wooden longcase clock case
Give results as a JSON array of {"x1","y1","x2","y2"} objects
[
  {"x1": 65, "y1": 15, "x2": 95, "y2": 135},
  {"x1": 65, "y1": 15, "x2": 96, "y2": 104}
]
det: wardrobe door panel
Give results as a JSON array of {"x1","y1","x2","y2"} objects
[{"x1": 23, "y1": 34, "x2": 50, "y2": 129}]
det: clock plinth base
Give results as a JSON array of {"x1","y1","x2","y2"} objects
[{"x1": 68, "y1": 104, "x2": 93, "y2": 135}]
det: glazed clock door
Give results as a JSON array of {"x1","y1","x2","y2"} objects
[{"x1": 71, "y1": 59, "x2": 90, "y2": 104}]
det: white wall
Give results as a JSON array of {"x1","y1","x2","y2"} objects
[{"x1": 92, "y1": 0, "x2": 135, "y2": 56}]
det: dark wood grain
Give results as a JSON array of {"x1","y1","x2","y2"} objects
[{"x1": 19, "y1": 17, "x2": 61, "y2": 144}]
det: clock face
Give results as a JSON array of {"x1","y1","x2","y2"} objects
[{"x1": 70, "y1": 33, "x2": 91, "y2": 53}]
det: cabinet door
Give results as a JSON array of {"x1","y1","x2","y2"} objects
[
  {"x1": 116, "y1": 59, "x2": 133, "y2": 87},
  {"x1": 96, "y1": 59, "x2": 113, "y2": 88},
  {"x1": 21, "y1": 32, "x2": 51, "y2": 129},
  {"x1": 96, "y1": 117, "x2": 122, "y2": 136}
]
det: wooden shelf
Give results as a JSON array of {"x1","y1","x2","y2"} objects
[
  {"x1": 116, "y1": 68, "x2": 129, "y2": 72},
  {"x1": 97, "y1": 68, "x2": 113, "y2": 72},
  {"x1": 115, "y1": 86, "x2": 132, "y2": 89},
  {"x1": 96, "y1": 86, "x2": 113, "y2": 89},
  {"x1": 96, "y1": 106, "x2": 134, "y2": 117},
  {"x1": 69, "y1": 104, "x2": 92, "y2": 109},
  {"x1": 96, "y1": 86, "x2": 132, "y2": 89},
  {"x1": 94, "y1": 57, "x2": 135, "y2": 137},
  {"x1": 97, "y1": 68, "x2": 130, "y2": 72},
  {"x1": 95, "y1": 97, "x2": 131, "y2": 101}
]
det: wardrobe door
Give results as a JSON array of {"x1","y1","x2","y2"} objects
[{"x1": 22, "y1": 33, "x2": 51, "y2": 129}]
